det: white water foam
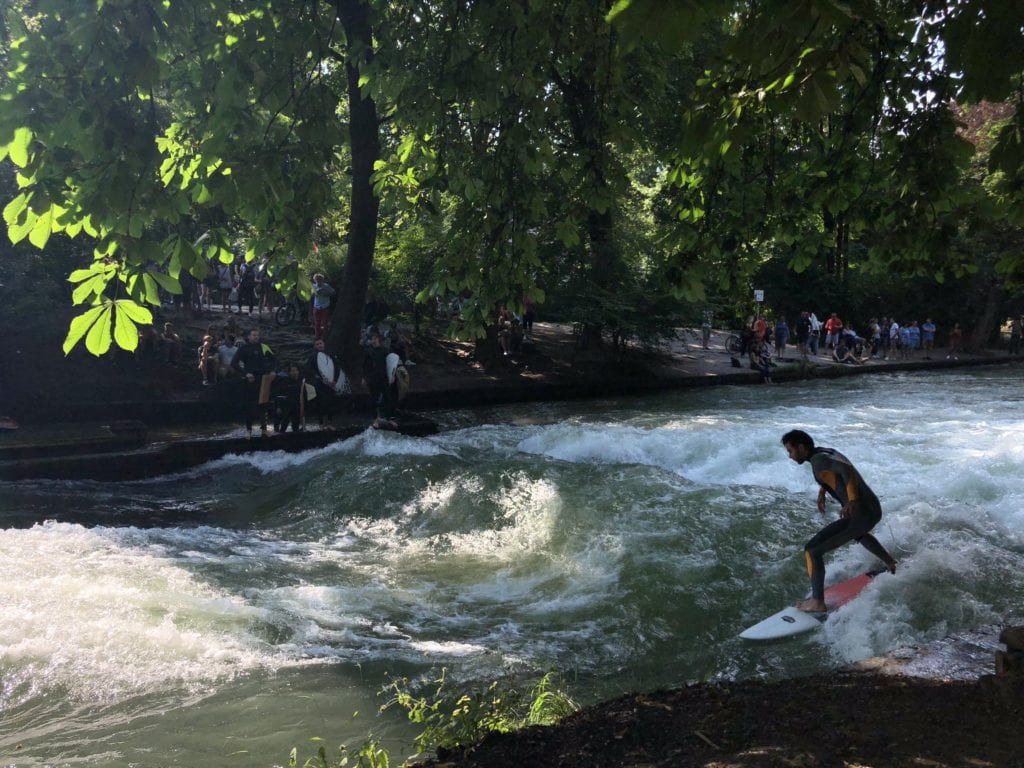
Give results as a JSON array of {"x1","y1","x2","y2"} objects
[{"x1": 0, "y1": 521, "x2": 290, "y2": 706}]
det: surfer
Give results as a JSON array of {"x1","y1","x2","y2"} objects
[{"x1": 781, "y1": 430, "x2": 898, "y2": 613}]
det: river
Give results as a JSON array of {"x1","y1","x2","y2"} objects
[{"x1": 2, "y1": 365, "x2": 1022, "y2": 766}]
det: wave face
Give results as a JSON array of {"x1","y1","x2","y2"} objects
[{"x1": 2, "y1": 366, "x2": 1022, "y2": 765}]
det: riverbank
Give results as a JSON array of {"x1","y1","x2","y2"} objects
[{"x1": 1, "y1": 320, "x2": 1020, "y2": 481}]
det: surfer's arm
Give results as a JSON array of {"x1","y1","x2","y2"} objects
[{"x1": 816, "y1": 486, "x2": 827, "y2": 513}]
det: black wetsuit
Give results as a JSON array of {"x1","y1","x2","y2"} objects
[
  {"x1": 231, "y1": 341, "x2": 277, "y2": 432},
  {"x1": 805, "y1": 447, "x2": 894, "y2": 601}
]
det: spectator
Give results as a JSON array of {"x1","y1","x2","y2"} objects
[
  {"x1": 899, "y1": 322, "x2": 912, "y2": 360},
  {"x1": 160, "y1": 322, "x2": 183, "y2": 364},
  {"x1": 947, "y1": 323, "x2": 963, "y2": 360},
  {"x1": 523, "y1": 295, "x2": 537, "y2": 339},
  {"x1": 200, "y1": 262, "x2": 217, "y2": 313},
  {"x1": 217, "y1": 333, "x2": 239, "y2": 378},
  {"x1": 305, "y1": 338, "x2": 351, "y2": 428},
  {"x1": 362, "y1": 329, "x2": 396, "y2": 429},
  {"x1": 197, "y1": 332, "x2": 218, "y2": 386},
  {"x1": 878, "y1": 316, "x2": 890, "y2": 359},
  {"x1": 1009, "y1": 317, "x2": 1021, "y2": 355},
  {"x1": 808, "y1": 312, "x2": 822, "y2": 356},
  {"x1": 701, "y1": 309, "x2": 713, "y2": 350},
  {"x1": 921, "y1": 318, "x2": 936, "y2": 358},
  {"x1": 497, "y1": 308, "x2": 515, "y2": 356},
  {"x1": 311, "y1": 273, "x2": 335, "y2": 338},
  {"x1": 753, "y1": 338, "x2": 773, "y2": 383},
  {"x1": 774, "y1": 317, "x2": 790, "y2": 360},
  {"x1": 217, "y1": 261, "x2": 234, "y2": 312},
  {"x1": 231, "y1": 328, "x2": 277, "y2": 437},
  {"x1": 795, "y1": 311, "x2": 811, "y2": 360},
  {"x1": 824, "y1": 313, "x2": 843, "y2": 350},
  {"x1": 907, "y1": 320, "x2": 921, "y2": 358},
  {"x1": 236, "y1": 261, "x2": 257, "y2": 315},
  {"x1": 887, "y1": 318, "x2": 901, "y2": 361},
  {"x1": 753, "y1": 315, "x2": 768, "y2": 344},
  {"x1": 868, "y1": 318, "x2": 881, "y2": 358},
  {"x1": 271, "y1": 364, "x2": 304, "y2": 433}
]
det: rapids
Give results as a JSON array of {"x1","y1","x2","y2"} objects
[{"x1": 2, "y1": 366, "x2": 1022, "y2": 766}]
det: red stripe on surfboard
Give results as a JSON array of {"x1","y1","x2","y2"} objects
[{"x1": 824, "y1": 570, "x2": 882, "y2": 609}]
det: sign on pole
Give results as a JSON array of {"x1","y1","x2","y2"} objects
[{"x1": 754, "y1": 290, "x2": 764, "y2": 303}]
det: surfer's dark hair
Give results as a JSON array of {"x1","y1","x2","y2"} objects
[{"x1": 781, "y1": 430, "x2": 814, "y2": 449}]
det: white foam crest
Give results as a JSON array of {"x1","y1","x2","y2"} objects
[
  {"x1": 359, "y1": 430, "x2": 451, "y2": 457},
  {"x1": 198, "y1": 430, "x2": 451, "y2": 475},
  {"x1": 514, "y1": 420, "x2": 810, "y2": 495},
  {"x1": 204, "y1": 439, "x2": 354, "y2": 474},
  {"x1": 0, "y1": 522, "x2": 287, "y2": 704}
]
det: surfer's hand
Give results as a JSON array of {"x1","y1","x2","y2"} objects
[
  {"x1": 816, "y1": 492, "x2": 827, "y2": 513},
  {"x1": 840, "y1": 504, "x2": 851, "y2": 519}
]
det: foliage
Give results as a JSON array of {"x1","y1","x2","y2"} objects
[
  {"x1": 609, "y1": 0, "x2": 1024, "y2": 288},
  {"x1": 3, "y1": 0, "x2": 1023, "y2": 361},
  {"x1": 380, "y1": 669, "x2": 579, "y2": 757},
  {"x1": 288, "y1": 732, "x2": 390, "y2": 768},
  {"x1": 1, "y1": 0, "x2": 342, "y2": 355}
]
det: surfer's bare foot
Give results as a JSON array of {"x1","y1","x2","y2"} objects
[{"x1": 796, "y1": 598, "x2": 827, "y2": 613}]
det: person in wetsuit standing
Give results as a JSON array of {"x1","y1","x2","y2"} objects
[{"x1": 781, "y1": 430, "x2": 898, "y2": 612}]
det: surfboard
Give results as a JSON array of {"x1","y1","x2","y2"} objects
[{"x1": 739, "y1": 569, "x2": 883, "y2": 641}]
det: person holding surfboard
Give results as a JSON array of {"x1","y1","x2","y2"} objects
[{"x1": 781, "y1": 430, "x2": 898, "y2": 613}]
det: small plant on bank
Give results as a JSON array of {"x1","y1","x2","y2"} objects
[
  {"x1": 288, "y1": 733, "x2": 390, "y2": 768},
  {"x1": 380, "y1": 669, "x2": 579, "y2": 758},
  {"x1": 283, "y1": 670, "x2": 578, "y2": 767}
]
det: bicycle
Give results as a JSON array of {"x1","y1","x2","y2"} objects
[{"x1": 275, "y1": 295, "x2": 306, "y2": 327}]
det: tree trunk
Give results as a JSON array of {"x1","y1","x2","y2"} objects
[
  {"x1": 967, "y1": 279, "x2": 1004, "y2": 352},
  {"x1": 327, "y1": 0, "x2": 381, "y2": 384}
]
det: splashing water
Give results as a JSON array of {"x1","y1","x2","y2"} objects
[{"x1": 1, "y1": 367, "x2": 1022, "y2": 765}]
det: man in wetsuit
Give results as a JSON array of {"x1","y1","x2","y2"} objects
[{"x1": 781, "y1": 430, "x2": 897, "y2": 612}]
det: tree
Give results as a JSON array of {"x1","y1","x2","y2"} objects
[
  {"x1": 608, "y1": 0, "x2": 1024, "y2": 290},
  {"x1": 0, "y1": 1, "x2": 359, "y2": 356}
]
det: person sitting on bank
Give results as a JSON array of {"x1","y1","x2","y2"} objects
[
  {"x1": 217, "y1": 333, "x2": 239, "y2": 379},
  {"x1": 231, "y1": 328, "x2": 277, "y2": 437},
  {"x1": 160, "y1": 322, "x2": 184, "y2": 364},
  {"x1": 305, "y1": 338, "x2": 351, "y2": 428}
]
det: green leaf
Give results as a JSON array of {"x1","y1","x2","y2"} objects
[
  {"x1": 114, "y1": 299, "x2": 153, "y2": 325},
  {"x1": 8, "y1": 209, "x2": 36, "y2": 244},
  {"x1": 2, "y1": 192, "x2": 28, "y2": 226},
  {"x1": 63, "y1": 305, "x2": 107, "y2": 355},
  {"x1": 85, "y1": 305, "x2": 113, "y2": 356},
  {"x1": 113, "y1": 305, "x2": 139, "y2": 351},
  {"x1": 28, "y1": 208, "x2": 53, "y2": 249},
  {"x1": 148, "y1": 270, "x2": 182, "y2": 295},
  {"x1": 141, "y1": 273, "x2": 161, "y2": 305},
  {"x1": 72, "y1": 274, "x2": 107, "y2": 305},
  {"x1": 8, "y1": 126, "x2": 32, "y2": 168}
]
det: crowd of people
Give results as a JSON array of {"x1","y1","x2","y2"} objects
[
  {"x1": 187, "y1": 315, "x2": 417, "y2": 437},
  {"x1": 165, "y1": 256, "x2": 284, "y2": 321},
  {"x1": 734, "y1": 311, "x2": 968, "y2": 382}
]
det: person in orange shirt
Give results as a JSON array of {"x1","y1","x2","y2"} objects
[
  {"x1": 782, "y1": 430, "x2": 897, "y2": 613},
  {"x1": 824, "y1": 313, "x2": 844, "y2": 350},
  {"x1": 753, "y1": 315, "x2": 768, "y2": 343}
]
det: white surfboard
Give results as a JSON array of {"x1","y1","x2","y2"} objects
[{"x1": 739, "y1": 569, "x2": 883, "y2": 641}]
